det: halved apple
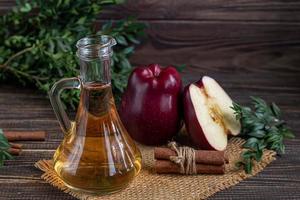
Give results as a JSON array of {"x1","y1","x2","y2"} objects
[{"x1": 183, "y1": 76, "x2": 241, "y2": 151}]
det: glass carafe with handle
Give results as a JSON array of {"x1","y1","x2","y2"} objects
[{"x1": 49, "y1": 35, "x2": 142, "y2": 194}]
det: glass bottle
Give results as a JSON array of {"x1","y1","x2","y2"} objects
[{"x1": 49, "y1": 35, "x2": 142, "y2": 194}]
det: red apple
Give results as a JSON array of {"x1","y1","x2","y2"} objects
[
  {"x1": 183, "y1": 76, "x2": 241, "y2": 150},
  {"x1": 119, "y1": 64, "x2": 182, "y2": 145}
]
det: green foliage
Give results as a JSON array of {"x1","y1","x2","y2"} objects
[
  {"x1": 232, "y1": 97, "x2": 295, "y2": 174},
  {"x1": 0, "y1": 0, "x2": 146, "y2": 109},
  {"x1": 0, "y1": 129, "x2": 13, "y2": 166}
]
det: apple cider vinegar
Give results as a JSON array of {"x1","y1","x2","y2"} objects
[
  {"x1": 49, "y1": 35, "x2": 141, "y2": 194},
  {"x1": 53, "y1": 83, "x2": 142, "y2": 193}
]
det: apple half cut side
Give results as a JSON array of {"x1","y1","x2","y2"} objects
[
  {"x1": 202, "y1": 76, "x2": 241, "y2": 136},
  {"x1": 183, "y1": 76, "x2": 241, "y2": 151}
]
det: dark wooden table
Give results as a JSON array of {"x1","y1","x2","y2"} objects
[
  {"x1": 1, "y1": 0, "x2": 300, "y2": 199},
  {"x1": 0, "y1": 71, "x2": 299, "y2": 200}
]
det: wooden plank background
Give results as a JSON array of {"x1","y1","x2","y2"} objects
[{"x1": 0, "y1": 0, "x2": 300, "y2": 199}]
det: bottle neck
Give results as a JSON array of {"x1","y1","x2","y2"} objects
[
  {"x1": 75, "y1": 35, "x2": 116, "y2": 85},
  {"x1": 78, "y1": 57, "x2": 111, "y2": 85}
]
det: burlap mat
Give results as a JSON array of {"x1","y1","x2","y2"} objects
[{"x1": 35, "y1": 137, "x2": 276, "y2": 200}]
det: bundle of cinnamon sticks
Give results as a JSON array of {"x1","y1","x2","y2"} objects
[
  {"x1": 154, "y1": 147, "x2": 228, "y2": 174},
  {"x1": 2, "y1": 131, "x2": 46, "y2": 156}
]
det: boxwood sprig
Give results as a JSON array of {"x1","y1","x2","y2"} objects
[
  {"x1": 0, "y1": 0, "x2": 147, "y2": 109},
  {"x1": 0, "y1": 129, "x2": 13, "y2": 166},
  {"x1": 231, "y1": 97, "x2": 295, "y2": 173}
]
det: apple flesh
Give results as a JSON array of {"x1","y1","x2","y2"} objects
[{"x1": 183, "y1": 76, "x2": 241, "y2": 150}]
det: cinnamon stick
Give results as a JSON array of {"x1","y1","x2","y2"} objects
[
  {"x1": 154, "y1": 147, "x2": 229, "y2": 165},
  {"x1": 9, "y1": 143, "x2": 23, "y2": 149},
  {"x1": 155, "y1": 160, "x2": 225, "y2": 174},
  {"x1": 3, "y1": 131, "x2": 46, "y2": 141},
  {"x1": 7, "y1": 148, "x2": 22, "y2": 156}
]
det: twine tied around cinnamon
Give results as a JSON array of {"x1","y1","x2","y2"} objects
[{"x1": 168, "y1": 141, "x2": 197, "y2": 174}]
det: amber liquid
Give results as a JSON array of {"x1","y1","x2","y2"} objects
[{"x1": 53, "y1": 83, "x2": 142, "y2": 194}]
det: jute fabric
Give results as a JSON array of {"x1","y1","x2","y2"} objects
[{"x1": 35, "y1": 137, "x2": 276, "y2": 200}]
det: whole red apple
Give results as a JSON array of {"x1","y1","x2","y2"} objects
[{"x1": 119, "y1": 64, "x2": 182, "y2": 145}]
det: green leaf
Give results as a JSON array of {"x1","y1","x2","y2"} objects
[
  {"x1": 279, "y1": 143, "x2": 285, "y2": 154},
  {"x1": 77, "y1": 17, "x2": 87, "y2": 25},
  {"x1": 266, "y1": 134, "x2": 280, "y2": 143},
  {"x1": 0, "y1": 130, "x2": 10, "y2": 149},
  {"x1": 101, "y1": 0, "x2": 123, "y2": 4},
  {"x1": 251, "y1": 96, "x2": 267, "y2": 108},
  {"x1": 20, "y1": 3, "x2": 32, "y2": 13},
  {"x1": 271, "y1": 103, "x2": 281, "y2": 118},
  {"x1": 126, "y1": 34, "x2": 140, "y2": 44},
  {"x1": 120, "y1": 58, "x2": 131, "y2": 69},
  {"x1": 255, "y1": 149, "x2": 263, "y2": 161},
  {"x1": 122, "y1": 46, "x2": 134, "y2": 55},
  {"x1": 2, "y1": 150, "x2": 13, "y2": 160},
  {"x1": 102, "y1": 21, "x2": 112, "y2": 31},
  {"x1": 0, "y1": 129, "x2": 13, "y2": 166},
  {"x1": 115, "y1": 0, "x2": 126, "y2": 4},
  {"x1": 247, "y1": 130, "x2": 265, "y2": 138},
  {"x1": 243, "y1": 137, "x2": 259, "y2": 149},
  {"x1": 245, "y1": 159, "x2": 253, "y2": 174},
  {"x1": 242, "y1": 150, "x2": 255, "y2": 159},
  {"x1": 257, "y1": 140, "x2": 267, "y2": 150},
  {"x1": 283, "y1": 130, "x2": 295, "y2": 139},
  {"x1": 116, "y1": 35, "x2": 128, "y2": 46}
]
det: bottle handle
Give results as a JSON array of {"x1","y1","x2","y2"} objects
[{"x1": 49, "y1": 77, "x2": 81, "y2": 134}]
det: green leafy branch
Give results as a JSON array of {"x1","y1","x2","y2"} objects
[
  {"x1": 0, "y1": 0, "x2": 147, "y2": 109},
  {"x1": 232, "y1": 97, "x2": 295, "y2": 173}
]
